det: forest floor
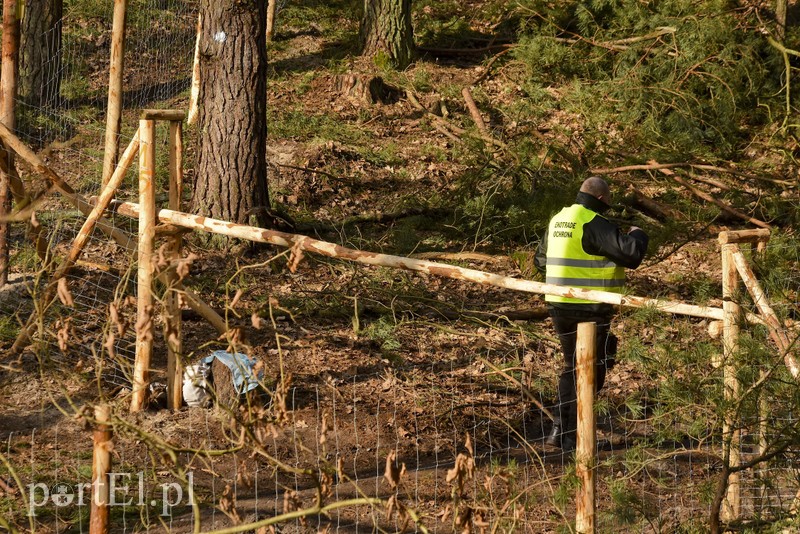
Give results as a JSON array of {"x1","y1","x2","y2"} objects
[{"x1": 0, "y1": 1, "x2": 797, "y2": 533}]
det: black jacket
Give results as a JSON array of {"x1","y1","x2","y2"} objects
[{"x1": 534, "y1": 191, "x2": 649, "y2": 315}]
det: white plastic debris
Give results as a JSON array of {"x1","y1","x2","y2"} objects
[{"x1": 182, "y1": 362, "x2": 212, "y2": 408}]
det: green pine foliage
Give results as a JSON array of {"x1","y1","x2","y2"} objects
[{"x1": 514, "y1": 0, "x2": 782, "y2": 159}]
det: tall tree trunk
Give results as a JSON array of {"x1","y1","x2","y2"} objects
[
  {"x1": 360, "y1": 0, "x2": 415, "y2": 70},
  {"x1": 192, "y1": 0, "x2": 268, "y2": 226},
  {"x1": 19, "y1": 0, "x2": 62, "y2": 110}
]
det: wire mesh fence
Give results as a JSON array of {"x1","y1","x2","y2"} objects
[
  {"x1": 15, "y1": 0, "x2": 196, "y2": 149},
  {"x1": 1, "y1": 2, "x2": 799, "y2": 532},
  {"x1": 2, "y1": 225, "x2": 799, "y2": 532}
]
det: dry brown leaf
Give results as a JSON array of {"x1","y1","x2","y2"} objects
[
  {"x1": 288, "y1": 242, "x2": 305, "y2": 273},
  {"x1": 319, "y1": 469, "x2": 334, "y2": 498},
  {"x1": 156, "y1": 243, "x2": 169, "y2": 270},
  {"x1": 319, "y1": 411, "x2": 331, "y2": 447},
  {"x1": 56, "y1": 318, "x2": 72, "y2": 352},
  {"x1": 57, "y1": 277, "x2": 74, "y2": 307},
  {"x1": 230, "y1": 288, "x2": 244, "y2": 309},
  {"x1": 383, "y1": 449, "x2": 406, "y2": 490},
  {"x1": 104, "y1": 331, "x2": 116, "y2": 359},
  {"x1": 134, "y1": 305, "x2": 154, "y2": 342},
  {"x1": 175, "y1": 253, "x2": 199, "y2": 281},
  {"x1": 219, "y1": 483, "x2": 241, "y2": 524},
  {"x1": 109, "y1": 302, "x2": 126, "y2": 337}
]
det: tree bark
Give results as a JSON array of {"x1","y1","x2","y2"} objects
[
  {"x1": 360, "y1": 0, "x2": 415, "y2": 70},
  {"x1": 192, "y1": 0, "x2": 268, "y2": 226},
  {"x1": 19, "y1": 0, "x2": 62, "y2": 110},
  {"x1": 1, "y1": 0, "x2": 21, "y2": 289}
]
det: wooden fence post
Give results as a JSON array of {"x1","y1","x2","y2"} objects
[
  {"x1": 101, "y1": 0, "x2": 127, "y2": 187},
  {"x1": 0, "y1": 0, "x2": 20, "y2": 288},
  {"x1": 720, "y1": 242, "x2": 741, "y2": 522},
  {"x1": 575, "y1": 321, "x2": 596, "y2": 534},
  {"x1": 90, "y1": 404, "x2": 111, "y2": 534},
  {"x1": 131, "y1": 119, "x2": 155, "y2": 413},
  {"x1": 188, "y1": 12, "x2": 201, "y2": 125},
  {"x1": 267, "y1": 0, "x2": 277, "y2": 42},
  {"x1": 166, "y1": 119, "x2": 184, "y2": 410}
]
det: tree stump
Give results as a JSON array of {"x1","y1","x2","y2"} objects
[
  {"x1": 210, "y1": 356, "x2": 241, "y2": 410},
  {"x1": 210, "y1": 355, "x2": 266, "y2": 410},
  {"x1": 335, "y1": 74, "x2": 400, "y2": 104}
]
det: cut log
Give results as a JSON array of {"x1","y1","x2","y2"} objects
[
  {"x1": 718, "y1": 229, "x2": 771, "y2": 244},
  {"x1": 101, "y1": 0, "x2": 127, "y2": 188},
  {"x1": 266, "y1": 0, "x2": 277, "y2": 41},
  {"x1": 624, "y1": 187, "x2": 683, "y2": 221},
  {"x1": 187, "y1": 12, "x2": 201, "y2": 125}
]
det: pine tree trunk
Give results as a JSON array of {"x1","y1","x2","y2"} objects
[
  {"x1": 19, "y1": 0, "x2": 62, "y2": 110},
  {"x1": 360, "y1": 0, "x2": 414, "y2": 70},
  {"x1": 192, "y1": 0, "x2": 268, "y2": 226}
]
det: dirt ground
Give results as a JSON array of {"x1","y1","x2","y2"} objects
[
  {"x1": 0, "y1": 4, "x2": 793, "y2": 532},
  {"x1": 0, "y1": 225, "x2": 730, "y2": 533}
]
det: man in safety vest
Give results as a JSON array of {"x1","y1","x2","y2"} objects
[{"x1": 534, "y1": 176, "x2": 648, "y2": 451}]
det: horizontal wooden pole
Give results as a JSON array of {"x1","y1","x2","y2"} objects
[
  {"x1": 718, "y1": 229, "x2": 771, "y2": 244},
  {"x1": 140, "y1": 109, "x2": 186, "y2": 121},
  {"x1": 98, "y1": 199, "x2": 750, "y2": 322}
]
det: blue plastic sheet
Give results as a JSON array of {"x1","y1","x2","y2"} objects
[{"x1": 202, "y1": 350, "x2": 262, "y2": 395}]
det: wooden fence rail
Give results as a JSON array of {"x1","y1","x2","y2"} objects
[{"x1": 99, "y1": 198, "x2": 761, "y2": 324}]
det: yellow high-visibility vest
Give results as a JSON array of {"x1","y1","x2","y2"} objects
[{"x1": 545, "y1": 204, "x2": 625, "y2": 304}]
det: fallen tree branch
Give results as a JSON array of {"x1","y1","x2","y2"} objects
[
  {"x1": 406, "y1": 90, "x2": 506, "y2": 149},
  {"x1": 462, "y1": 87, "x2": 489, "y2": 136},
  {"x1": 653, "y1": 164, "x2": 771, "y2": 228},
  {"x1": 553, "y1": 26, "x2": 676, "y2": 52},
  {"x1": 473, "y1": 46, "x2": 515, "y2": 84},
  {"x1": 99, "y1": 198, "x2": 768, "y2": 324},
  {"x1": 687, "y1": 173, "x2": 735, "y2": 192},
  {"x1": 591, "y1": 161, "x2": 792, "y2": 187},
  {"x1": 767, "y1": 36, "x2": 794, "y2": 127}
]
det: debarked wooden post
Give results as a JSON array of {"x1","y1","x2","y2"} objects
[
  {"x1": 131, "y1": 118, "x2": 156, "y2": 413},
  {"x1": 89, "y1": 404, "x2": 111, "y2": 534},
  {"x1": 166, "y1": 117, "x2": 184, "y2": 410},
  {"x1": 576, "y1": 321, "x2": 597, "y2": 534},
  {"x1": 720, "y1": 240, "x2": 741, "y2": 522}
]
